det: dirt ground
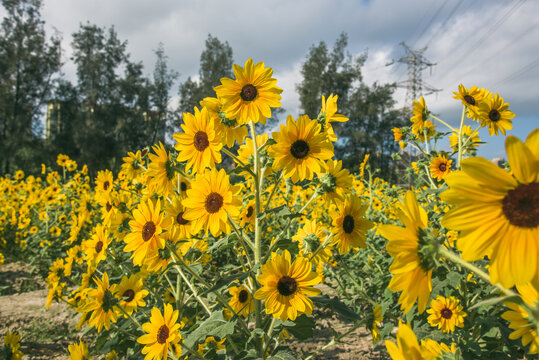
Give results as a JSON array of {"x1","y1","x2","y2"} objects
[{"x1": 0, "y1": 261, "x2": 386, "y2": 359}]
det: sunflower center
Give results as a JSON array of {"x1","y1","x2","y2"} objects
[
  {"x1": 176, "y1": 211, "x2": 189, "y2": 225},
  {"x1": 103, "y1": 181, "x2": 110, "y2": 191},
  {"x1": 238, "y1": 289, "x2": 249, "y2": 303},
  {"x1": 122, "y1": 289, "x2": 135, "y2": 302},
  {"x1": 240, "y1": 84, "x2": 257, "y2": 101},
  {"x1": 441, "y1": 308, "x2": 453, "y2": 319},
  {"x1": 194, "y1": 131, "x2": 210, "y2": 151},
  {"x1": 142, "y1": 221, "x2": 156, "y2": 242},
  {"x1": 205, "y1": 192, "x2": 224, "y2": 213},
  {"x1": 290, "y1": 140, "x2": 310, "y2": 159},
  {"x1": 463, "y1": 95, "x2": 475, "y2": 105},
  {"x1": 489, "y1": 109, "x2": 501, "y2": 122},
  {"x1": 246, "y1": 206, "x2": 254, "y2": 218},
  {"x1": 95, "y1": 241, "x2": 103, "y2": 253},
  {"x1": 343, "y1": 215, "x2": 355, "y2": 234},
  {"x1": 106, "y1": 202, "x2": 113, "y2": 212},
  {"x1": 438, "y1": 163, "x2": 447, "y2": 172},
  {"x1": 180, "y1": 181, "x2": 188, "y2": 192},
  {"x1": 502, "y1": 183, "x2": 539, "y2": 228},
  {"x1": 157, "y1": 325, "x2": 169, "y2": 344},
  {"x1": 277, "y1": 276, "x2": 297, "y2": 296}
]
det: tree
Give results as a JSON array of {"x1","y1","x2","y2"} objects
[{"x1": 0, "y1": 0, "x2": 61, "y2": 174}]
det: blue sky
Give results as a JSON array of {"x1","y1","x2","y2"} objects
[{"x1": 11, "y1": 0, "x2": 538, "y2": 159}]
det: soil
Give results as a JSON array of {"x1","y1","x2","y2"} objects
[{"x1": 0, "y1": 261, "x2": 387, "y2": 359}]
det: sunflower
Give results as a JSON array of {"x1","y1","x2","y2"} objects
[
  {"x1": 441, "y1": 129, "x2": 539, "y2": 288},
  {"x1": 385, "y1": 321, "x2": 449, "y2": 360},
  {"x1": 146, "y1": 142, "x2": 176, "y2": 196},
  {"x1": 236, "y1": 134, "x2": 271, "y2": 179},
  {"x1": 371, "y1": 303, "x2": 383, "y2": 344},
  {"x1": 83, "y1": 224, "x2": 111, "y2": 266},
  {"x1": 201, "y1": 96, "x2": 248, "y2": 147},
  {"x1": 228, "y1": 285, "x2": 255, "y2": 317},
  {"x1": 116, "y1": 274, "x2": 149, "y2": 316},
  {"x1": 269, "y1": 115, "x2": 334, "y2": 183},
  {"x1": 124, "y1": 199, "x2": 171, "y2": 267},
  {"x1": 95, "y1": 170, "x2": 113, "y2": 202},
  {"x1": 318, "y1": 160, "x2": 353, "y2": 204},
  {"x1": 426, "y1": 295, "x2": 467, "y2": 333},
  {"x1": 57, "y1": 153, "x2": 70, "y2": 167},
  {"x1": 198, "y1": 336, "x2": 226, "y2": 355},
  {"x1": 378, "y1": 191, "x2": 433, "y2": 314},
  {"x1": 181, "y1": 168, "x2": 241, "y2": 237},
  {"x1": 415, "y1": 120, "x2": 436, "y2": 143},
  {"x1": 3, "y1": 330, "x2": 23, "y2": 360},
  {"x1": 137, "y1": 304, "x2": 182, "y2": 360},
  {"x1": 174, "y1": 106, "x2": 222, "y2": 174},
  {"x1": 254, "y1": 250, "x2": 321, "y2": 321},
  {"x1": 331, "y1": 196, "x2": 373, "y2": 255},
  {"x1": 214, "y1": 58, "x2": 283, "y2": 125},
  {"x1": 429, "y1": 155, "x2": 452, "y2": 182},
  {"x1": 239, "y1": 200, "x2": 256, "y2": 230},
  {"x1": 68, "y1": 340, "x2": 90, "y2": 360},
  {"x1": 392, "y1": 127, "x2": 403, "y2": 142},
  {"x1": 318, "y1": 94, "x2": 348, "y2": 141},
  {"x1": 121, "y1": 150, "x2": 144, "y2": 180},
  {"x1": 501, "y1": 283, "x2": 539, "y2": 354},
  {"x1": 452, "y1": 84, "x2": 487, "y2": 120},
  {"x1": 82, "y1": 272, "x2": 119, "y2": 332},
  {"x1": 449, "y1": 125, "x2": 480, "y2": 153},
  {"x1": 478, "y1": 94, "x2": 515, "y2": 136},
  {"x1": 165, "y1": 197, "x2": 193, "y2": 239},
  {"x1": 410, "y1": 96, "x2": 429, "y2": 136},
  {"x1": 292, "y1": 219, "x2": 333, "y2": 266}
]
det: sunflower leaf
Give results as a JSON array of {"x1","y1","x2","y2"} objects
[
  {"x1": 267, "y1": 350, "x2": 296, "y2": 360},
  {"x1": 311, "y1": 295, "x2": 362, "y2": 320},
  {"x1": 184, "y1": 311, "x2": 237, "y2": 348},
  {"x1": 284, "y1": 315, "x2": 315, "y2": 340}
]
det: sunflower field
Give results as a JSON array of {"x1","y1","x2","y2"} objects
[{"x1": 0, "y1": 59, "x2": 538, "y2": 360}]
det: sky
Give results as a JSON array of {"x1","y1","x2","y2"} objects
[{"x1": 18, "y1": 0, "x2": 539, "y2": 159}]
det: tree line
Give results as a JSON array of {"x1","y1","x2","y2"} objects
[{"x1": 0, "y1": 0, "x2": 407, "y2": 181}]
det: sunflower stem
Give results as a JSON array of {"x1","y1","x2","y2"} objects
[
  {"x1": 430, "y1": 114, "x2": 457, "y2": 132},
  {"x1": 117, "y1": 303, "x2": 142, "y2": 330},
  {"x1": 263, "y1": 317, "x2": 277, "y2": 355},
  {"x1": 263, "y1": 172, "x2": 283, "y2": 212},
  {"x1": 457, "y1": 105, "x2": 466, "y2": 169}
]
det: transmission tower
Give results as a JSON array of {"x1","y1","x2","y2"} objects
[{"x1": 392, "y1": 42, "x2": 441, "y2": 109}]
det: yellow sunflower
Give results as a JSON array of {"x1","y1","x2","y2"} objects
[
  {"x1": 116, "y1": 274, "x2": 149, "y2": 316},
  {"x1": 441, "y1": 129, "x2": 539, "y2": 288},
  {"x1": 292, "y1": 219, "x2": 333, "y2": 266},
  {"x1": 331, "y1": 196, "x2": 373, "y2": 255},
  {"x1": 3, "y1": 330, "x2": 23, "y2": 360},
  {"x1": 385, "y1": 321, "x2": 450, "y2": 360},
  {"x1": 371, "y1": 303, "x2": 383, "y2": 344},
  {"x1": 165, "y1": 197, "x2": 193, "y2": 240},
  {"x1": 501, "y1": 282, "x2": 539, "y2": 354},
  {"x1": 426, "y1": 295, "x2": 467, "y2": 333},
  {"x1": 254, "y1": 250, "x2": 321, "y2": 321},
  {"x1": 214, "y1": 58, "x2": 283, "y2": 125},
  {"x1": 392, "y1": 127, "x2": 403, "y2": 142},
  {"x1": 124, "y1": 199, "x2": 171, "y2": 267},
  {"x1": 68, "y1": 340, "x2": 90, "y2": 360},
  {"x1": 318, "y1": 93, "x2": 348, "y2": 141},
  {"x1": 478, "y1": 94, "x2": 515, "y2": 136},
  {"x1": 201, "y1": 96, "x2": 248, "y2": 147},
  {"x1": 198, "y1": 336, "x2": 226, "y2": 355},
  {"x1": 82, "y1": 272, "x2": 119, "y2": 332},
  {"x1": 95, "y1": 170, "x2": 113, "y2": 203},
  {"x1": 378, "y1": 191, "x2": 433, "y2": 314},
  {"x1": 239, "y1": 200, "x2": 256, "y2": 230},
  {"x1": 449, "y1": 125, "x2": 480, "y2": 153},
  {"x1": 269, "y1": 115, "x2": 334, "y2": 183},
  {"x1": 121, "y1": 150, "x2": 144, "y2": 180},
  {"x1": 410, "y1": 96, "x2": 429, "y2": 136},
  {"x1": 83, "y1": 224, "x2": 111, "y2": 266},
  {"x1": 318, "y1": 160, "x2": 353, "y2": 204},
  {"x1": 236, "y1": 133, "x2": 271, "y2": 179},
  {"x1": 137, "y1": 304, "x2": 182, "y2": 360},
  {"x1": 429, "y1": 155, "x2": 452, "y2": 182},
  {"x1": 173, "y1": 106, "x2": 222, "y2": 174},
  {"x1": 147, "y1": 142, "x2": 176, "y2": 197},
  {"x1": 182, "y1": 168, "x2": 241, "y2": 237},
  {"x1": 228, "y1": 285, "x2": 255, "y2": 317},
  {"x1": 452, "y1": 84, "x2": 487, "y2": 120}
]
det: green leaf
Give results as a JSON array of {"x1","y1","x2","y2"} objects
[
  {"x1": 267, "y1": 350, "x2": 296, "y2": 360},
  {"x1": 311, "y1": 295, "x2": 362, "y2": 320},
  {"x1": 284, "y1": 315, "x2": 315, "y2": 340},
  {"x1": 203, "y1": 271, "x2": 251, "y2": 295},
  {"x1": 446, "y1": 271, "x2": 461, "y2": 288},
  {"x1": 184, "y1": 311, "x2": 237, "y2": 348}
]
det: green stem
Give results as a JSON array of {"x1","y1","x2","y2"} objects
[
  {"x1": 263, "y1": 173, "x2": 283, "y2": 212},
  {"x1": 430, "y1": 114, "x2": 457, "y2": 132},
  {"x1": 457, "y1": 105, "x2": 466, "y2": 169}
]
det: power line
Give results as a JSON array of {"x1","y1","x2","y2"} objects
[
  {"x1": 423, "y1": 0, "x2": 465, "y2": 49},
  {"x1": 411, "y1": 0, "x2": 449, "y2": 48},
  {"x1": 494, "y1": 56, "x2": 539, "y2": 86}
]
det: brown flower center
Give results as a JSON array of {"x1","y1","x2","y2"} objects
[
  {"x1": 106, "y1": 202, "x2": 113, "y2": 212},
  {"x1": 438, "y1": 163, "x2": 447, "y2": 172},
  {"x1": 157, "y1": 325, "x2": 169, "y2": 344},
  {"x1": 489, "y1": 109, "x2": 501, "y2": 122},
  {"x1": 176, "y1": 211, "x2": 189, "y2": 225},
  {"x1": 246, "y1": 206, "x2": 254, "y2": 218},
  {"x1": 205, "y1": 192, "x2": 224, "y2": 213},
  {"x1": 277, "y1": 276, "x2": 297, "y2": 296},
  {"x1": 194, "y1": 131, "x2": 210, "y2": 151},
  {"x1": 290, "y1": 140, "x2": 310, "y2": 159},
  {"x1": 122, "y1": 289, "x2": 135, "y2": 302},
  {"x1": 95, "y1": 241, "x2": 103, "y2": 253},
  {"x1": 103, "y1": 181, "x2": 110, "y2": 191},
  {"x1": 180, "y1": 181, "x2": 188, "y2": 192},
  {"x1": 343, "y1": 215, "x2": 355, "y2": 234},
  {"x1": 463, "y1": 95, "x2": 475, "y2": 106},
  {"x1": 238, "y1": 289, "x2": 249, "y2": 303},
  {"x1": 240, "y1": 84, "x2": 257, "y2": 101},
  {"x1": 502, "y1": 183, "x2": 539, "y2": 228},
  {"x1": 142, "y1": 221, "x2": 156, "y2": 241},
  {"x1": 441, "y1": 307, "x2": 453, "y2": 319}
]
